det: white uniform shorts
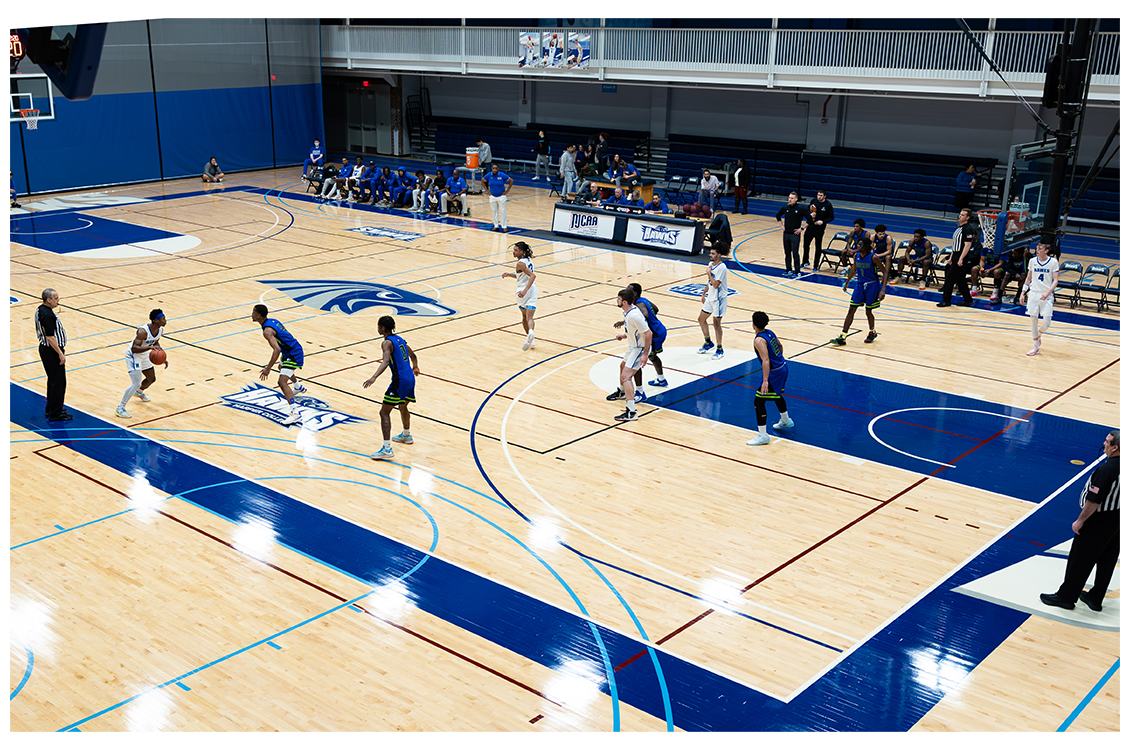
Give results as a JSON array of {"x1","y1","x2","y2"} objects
[
  {"x1": 518, "y1": 285, "x2": 538, "y2": 310},
  {"x1": 1026, "y1": 294, "x2": 1053, "y2": 318},
  {"x1": 125, "y1": 352, "x2": 153, "y2": 372},
  {"x1": 702, "y1": 295, "x2": 727, "y2": 319},
  {"x1": 622, "y1": 346, "x2": 646, "y2": 371}
]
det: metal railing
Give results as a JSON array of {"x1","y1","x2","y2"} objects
[{"x1": 322, "y1": 25, "x2": 1119, "y2": 98}]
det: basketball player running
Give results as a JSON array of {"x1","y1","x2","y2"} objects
[
  {"x1": 607, "y1": 282, "x2": 668, "y2": 402},
  {"x1": 251, "y1": 304, "x2": 305, "y2": 426},
  {"x1": 746, "y1": 311, "x2": 793, "y2": 446},
  {"x1": 697, "y1": 246, "x2": 729, "y2": 360},
  {"x1": 115, "y1": 309, "x2": 167, "y2": 419},
  {"x1": 363, "y1": 315, "x2": 420, "y2": 459},
  {"x1": 830, "y1": 236, "x2": 884, "y2": 346},
  {"x1": 500, "y1": 242, "x2": 538, "y2": 350},
  {"x1": 613, "y1": 288, "x2": 652, "y2": 423},
  {"x1": 1019, "y1": 241, "x2": 1059, "y2": 356}
]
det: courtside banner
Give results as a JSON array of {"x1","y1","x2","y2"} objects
[
  {"x1": 552, "y1": 205, "x2": 618, "y2": 241},
  {"x1": 624, "y1": 217, "x2": 697, "y2": 253}
]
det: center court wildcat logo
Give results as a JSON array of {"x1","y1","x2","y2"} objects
[
  {"x1": 669, "y1": 283, "x2": 739, "y2": 298},
  {"x1": 259, "y1": 280, "x2": 457, "y2": 316},
  {"x1": 639, "y1": 226, "x2": 682, "y2": 245},
  {"x1": 220, "y1": 384, "x2": 365, "y2": 431}
]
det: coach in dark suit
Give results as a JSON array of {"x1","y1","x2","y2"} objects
[
  {"x1": 1041, "y1": 430, "x2": 1120, "y2": 611},
  {"x1": 36, "y1": 288, "x2": 71, "y2": 421}
]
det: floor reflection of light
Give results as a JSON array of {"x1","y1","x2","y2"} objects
[
  {"x1": 699, "y1": 578, "x2": 742, "y2": 609},
  {"x1": 129, "y1": 469, "x2": 165, "y2": 519},
  {"x1": 910, "y1": 648, "x2": 971, "y2": 694},
  {"x1": 10, "y1": 596, "x2": 57, "y2": 659},
  {"x1": 543, "y1": 659, "x2": 605, "y2": 709},
  {"x1": 232, "y1": 517, "x2": 278, "y2": 562},
  {"x1": 407, "y1": 465, "x2": 435, "y2": 498},
  {"x1": 294, "y1": 427, "x2": 320, "y2": 459},
  {"x1": 527, "y1": 515, "x2": 563, "y2": 552},
  {"x1": 126, "y1": 687, "x2": 176, "y2": 731},
  {"x1": 366, "y1": 578, "x2": 417, "y2": 621}
]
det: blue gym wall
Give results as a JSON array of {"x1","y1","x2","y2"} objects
[{"x1": 11, "y1": 18, "x2": 324, "y2": 195}]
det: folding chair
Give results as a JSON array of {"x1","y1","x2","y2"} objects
[
  {"x1": 548, "y1": 174, "x2": 564, "y2": 200},
  {"x1": 1053, "y1": 260, "x2": 1084, "y2": 307},
  {"x1": 814, "y1": 231, "x2": 850, "y2": 274},
  {"x1": 306, "y1": 166, "x2": 326, "y2": 195},
  {"x1": 933, "y1": 245, "x2": 953, "y2": 285},
  {"x1": 1103, "y1": 267, "x2": 1119, "y2": 312},
  {"x1": 1075, "y1": 263, "x2": 1112, "y2": 311},
  {"x1": 662, "y1": 176, "x2": 687, "y2": 205}
]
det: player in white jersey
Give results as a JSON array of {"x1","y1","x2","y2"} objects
[
  {"x1": 116, "y1": 309, "x2": 167, "y2": 418},
  {"x1": 501, "y1": 241, "x2": 539, "y2": 350},
  {"x1": 1019, "y1": 241, "x2": 1059, "y2": 356},
  {"x1": 613, "y1": 287, "x2": 652, "y2": 423},
  {"x1": 697, "y1": 246, "x2": 729, "y2": 360}
]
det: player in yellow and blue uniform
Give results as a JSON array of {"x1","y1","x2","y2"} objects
[
  {"x1": 363, "y1": 315, "x2": 420, "y2": 460},
  {"x1": 830, "y1": 235, "x2": 884, "y2": 346},
  {"x1": 746, "y1": 311, "x2": 792, "y2": 446},
  {"x1": 252, "y1": 304, "x2": 306, "y2": 425}
]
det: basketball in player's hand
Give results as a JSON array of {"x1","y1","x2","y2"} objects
[{"x1": 149, "y1": 347, "x2": 167, "y2": 366}]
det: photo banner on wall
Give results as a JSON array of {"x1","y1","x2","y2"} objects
[{"x1": 518, "y1": 32, "x2": 590, "y2": 70}]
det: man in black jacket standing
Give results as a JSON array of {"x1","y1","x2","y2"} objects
[
  {"x1": 802, "y1": 189, "x2": 834, "y2": 269},
  {"x1": 1041, "y1": 430, "x2": 1120, "y2": 612},
  {"x1": 775, "y1": 191, "x2": 808, "y2": 278},
  {"x1": 732, "y1": 158, "x2": 750, "y2": 214}
]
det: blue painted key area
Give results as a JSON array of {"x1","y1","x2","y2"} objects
[
  {"x1": 10, "y1": 213, "x2": 184, "y2": 254},
  {"x1": 648, "y1": 357, "x2": 1108, "y2": 503}
]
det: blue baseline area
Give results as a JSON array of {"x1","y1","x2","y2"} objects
[
  {"x1": 9, "y1": 355, "x2": 1102, "y2": 731},
  {"x1": 648, "y1": 357, "x2": 1108, "y2": 504},
  {"x1": 9, "y1": 213, "x2": 183, "y2": 254}
]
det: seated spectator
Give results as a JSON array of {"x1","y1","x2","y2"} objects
[
  {"x1": 698, "y1": 169, "x2": 720, "y2": 211},
  {"x1": 476, "y1": 137, "x2": 492, "y2": 168},
  {"x1": 893, "y1": 229, "x2": 934, "y2": 285},
  {"x1": 972, "y1": 243, "x2": 1007, "y2": 297},
  {"x1": 705, "y1": 212, "x2": 732, "y2": 253},
  {"x1": 391, "y1": 167, "x2": 415, "y2": 207},
  {"x1": 644, "y1": 193, "x2": 669, "y2": 214},
  {"x1": 619, "y1": 161, "x2": 642, "y2": 190},
  {"x1": 840, "y1": 218, "x2": 867, "y2": 275},
  {"x1": 302, "y1": 139, "x2": 324, "y2": 181},
  {"x1": 605, "y1": 154, "x2": 625, "y2": 183},
  {"x1": 424, "y1": 169, "x2": 447, "y2": 212},
  {"x1": 871, "y1": 224, "x2": 895, "y2": 279},
  {"x1": 351, "y1": 160, "x2": 376, "y2": 202},
  {"x1": 373, "y1": 166, "x2": 394, "y2": 205},
  {"x1": 410, "y1": 169, "x2": 431, "y2": 211},
  {"x1": 602, "y1": 187, "x2": 629, "y2": 207},
  {"x1": 11, "y1": 170, "x2": 20, "y2": 208},
  {"x1": 994, "y1": 245, "x2": 1030, "y2": 304},
  {"x1": 202, "y1": 157, "x2": 225, "y2": 184},
  {"x1": 441, "y1": 171, "x2": 469, "y2": 215},
  {"x1": 345, "y1": 156, "x2": 367, "y2": 199},
  {"x1": 319, "y1": 158, "x2": 350, "y2": 199},
  {"x1": 626, "y1": 188, "x2": 647, "y2": 208}
]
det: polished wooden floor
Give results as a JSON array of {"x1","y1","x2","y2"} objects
[{"x1": 9, "y1": 168, "x2": 1120, "y2": 732}]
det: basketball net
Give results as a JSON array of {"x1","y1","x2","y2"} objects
[{"x1": 19, "y1": 109, "x2": 40, "y2": 130}]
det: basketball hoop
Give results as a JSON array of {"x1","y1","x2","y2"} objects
[
  {"x1": 977, "y1": 209, "x2": 999, "y2": 251},
  {"x1": 19, "y1": 109, "x2": 40, "y2": 130},
  {"x1": 978, "y1": 206, "x2": 1031, "y2": 251}
]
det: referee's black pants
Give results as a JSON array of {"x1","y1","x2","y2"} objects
[
  {"x1": 38, "y1": 344, "x2": 67, "y2": 417},
  {"x1": 802, "y1": 224, "x2": 826, "y2": 266},
  {"x1": 940, "y1": 260, "x2": 972, "y2": 305},
  {"x1": 1056, "y1": 509, "x2": 1119, "y2": 602}
]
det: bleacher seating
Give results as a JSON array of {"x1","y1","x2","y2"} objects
[{"x1": 432, "y1": 121, "x2": 644, "y2": 173}]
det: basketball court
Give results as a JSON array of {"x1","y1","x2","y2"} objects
[{"x1": 8, "y1": 155, "x2": 1120, "y2": 733}]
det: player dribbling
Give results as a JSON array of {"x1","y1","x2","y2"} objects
[{"x1": 116, "y1": 309, "x2": 167, "y2": 419}]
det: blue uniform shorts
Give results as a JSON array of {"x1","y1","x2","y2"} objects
[
  {"x1": 850, "y1": 280, "x2": 881, "y2": 309},
  {"x1": 760, "y1": 364, "x2": 789, "y2": 398}
]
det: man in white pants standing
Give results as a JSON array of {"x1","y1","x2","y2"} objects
[
  {"x1": 482, "y1": 163, "x2": 514, "y2": 233},
  {"x1": 613, "y1": 287, "x2": 652, "y2": 423},
  {"x1": 1019, "y1": 241, "x2": 1059, "y2": 356}
]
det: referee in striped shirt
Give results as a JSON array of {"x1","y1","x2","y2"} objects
[
  {"x1": 35, "y1": 288, "x2": 71, "y2": 421},
  {"x1": 1041, "y1": 430, "x2": 1120, "y2": 612}
]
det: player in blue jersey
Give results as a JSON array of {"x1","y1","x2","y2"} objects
[
  {"x1": 608, "y1": 282, "x2": 669, "y2": 402},
  {"x1": 746, "y1": 311, "x2": 793, "y2": 446},
  {"x1": 838, "y1": 218, "x2": 867, "y2": 276},
  {"x1": 302, "y1": 138, "x2": 324, "y2": 180},
  {"x1": 363, "y1": 315, "x2": 420, "y2": 460},
  {"x1": 392, "y1": 167, "x2": 416, "y2": 208},
  {"x1": 252, "y1": 304, "x2": 306, "y2": 426},
  {"x1": 830, "y1": 236, "x2": 884, "y2": 346}
]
